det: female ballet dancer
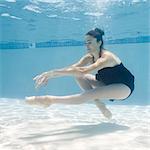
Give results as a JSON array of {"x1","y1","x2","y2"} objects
[{"x1": 26, "y1": 28, "x2": 135, "y2": 119}]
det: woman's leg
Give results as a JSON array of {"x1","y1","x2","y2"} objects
[
  {"x1": 75, "y1": 74, "x2": 104, "y2": 91},
  {"x1": 49, "y1": 83, "x2": 130, "y2": 103},
  {"x1": 75, "y1": 74, "x2": 112, "y2": 118},
  {"x1": 26, "y1": 83, "x2": 131, "y2": 106}
]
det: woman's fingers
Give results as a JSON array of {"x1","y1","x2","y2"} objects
[
  {"x1": 33, "y1": 72, "x2": 50, "y2": 89},
  {"x1": 35, "y1": 77, "x2": 49, "y2": 89},
  {"x1": 33, "y1": 72, "x2": 46, "y2": 81},
  {"x1": 34, "y1": 74, "x2": 44, "y2": 84},
  {"x1": 35, "y1": 80, "x2": 44, "y2": 89},
  {"x1": 33, "y1": 75, "x2": 40, "y2": 81},
  {"x1": 36, "y1": 78, "x2": 44, "y2": 87},
  {"x1": 35, "y1": 84, "x2": 40, "y2": 89}
]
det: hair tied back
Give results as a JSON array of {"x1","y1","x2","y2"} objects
[{"x1": 94, "y1": 28, "x2": 104, "y2": 36}]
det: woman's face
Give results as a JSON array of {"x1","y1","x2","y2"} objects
[{"x1": 85, "y1": 35, "x2": 101, "y2": 53}]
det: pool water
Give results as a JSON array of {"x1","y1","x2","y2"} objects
[{"x1": 0, "y1": 1, "x2": 149, "y2": 149}]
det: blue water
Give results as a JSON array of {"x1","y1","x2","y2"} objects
[
  {"x1": 0, "y1": 1, "x2": 149, "y2": 149},
  {"x1": 0, "y1": 0, "x2": 149, "y2": 105}
]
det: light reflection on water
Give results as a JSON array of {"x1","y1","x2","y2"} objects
[{"x1": 0, "y1": 0, "x2": 149, "y2": 41}]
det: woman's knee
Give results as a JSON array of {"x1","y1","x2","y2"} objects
[
  {"x1": 75, "y1": 74, "x2": 92, "y2": 84},
  {"x1": 84, "y1": 74, "x2": 95, "y2": 80},
  {"x1": 75, "y1": 76, "x2": 86, "y2": 84},
  {"x1": 75, "y1": 75, "x2": 93, "y2": 90}
]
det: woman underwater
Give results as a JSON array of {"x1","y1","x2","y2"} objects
[{"x1": 26, "y1": 28, "x2": 135, "y2": 119}]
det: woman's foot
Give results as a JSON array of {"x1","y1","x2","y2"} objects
[
  {"x1": 100, "y1": 106, "x2": 112, "y2": 119},
  {"x1": 25, "y1": 96, "x2": 53, "y2": 107},
  {"x1": 94, "y1": 100, "x2": 112, "y2": 119}
]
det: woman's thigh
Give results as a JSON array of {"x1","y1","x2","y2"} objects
[
  {"x1": 82, "y1": 83, "x2": 131, "y2": 100},
  {"x1": 76, "y1": 74, "x2": 131, "y2": 100}
]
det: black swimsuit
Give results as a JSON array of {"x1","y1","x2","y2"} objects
[{"x1": 93, "y1": 55, "x2": 135, "y2": 100}]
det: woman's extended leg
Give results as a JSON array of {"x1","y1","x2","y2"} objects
[
  {"x1": 75, "y1": 74, "x2": 112, "y2": 118},
  {"x1": 26, "y1": 83, "x2": 131, "y2": 106},
  {"x1": 49, "y1": 83, "x2": 130, "y2": 103}
]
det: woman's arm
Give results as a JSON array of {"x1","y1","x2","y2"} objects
[
  {"x1": 33, "y1": 54, "x2": 93, "y2": 88},
  {"x1": 71, "y1": 53, "x2": 93, "y2": 67},
  {"x1": 75, "y1": 54, "x2": 111, "y2": 74},
  {"x1": 50, "y1": 53, "x2": 111, "y2": 77},
  {"x1": 34, "y1": 55, "x2": 110, "y2": 89},
  {"x1": 46, "y1": 53, "x2": 93, "y2": 77}
]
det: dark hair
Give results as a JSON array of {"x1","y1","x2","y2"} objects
[{"x1": 86, "y1": 28, "x2": 105, "y2": 53}]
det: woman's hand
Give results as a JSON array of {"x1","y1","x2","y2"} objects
[
  {"x1": 33, "y1": 71, "x2": 56, "y2": 89},
  {"x1": 33, "y1": 66, "x2": 86, "y2": 89}
]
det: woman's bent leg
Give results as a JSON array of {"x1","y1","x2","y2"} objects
[{"x1": 75, "y1": 74, "x2": 112, "y2": 118}]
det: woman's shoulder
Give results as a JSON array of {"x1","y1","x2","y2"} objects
[
  {"x1": 79, "y1": 53, "x2": 94, "y2": 63},
  {"x1": 101, "y1": 49, "x2": 122, "y2": 65},
  {"x1": 102, "y1": 49, "x2": 115, "y2": 56}
]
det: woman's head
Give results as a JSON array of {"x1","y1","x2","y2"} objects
[{"x1": 85, "y1": 28, "x2": 104, "y2": 53}]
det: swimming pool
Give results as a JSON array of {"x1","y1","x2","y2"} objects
[
  {"x1": 0, "y1": 0, "x2": 149, "y2": 149},
  {"x1": 0, "y1": 0, "x2": 149, "y2": 104}
]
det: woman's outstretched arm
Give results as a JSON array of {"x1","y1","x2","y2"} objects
[
  {"x1": 34, "y1": 53, "x2": 93, "y2": 88},
  {"x1": 48, "y1": 53, "x2": 110, "y2": 77},
  {"x1": 34, "y1": 55, "x2": 109, "y2": 89}
]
